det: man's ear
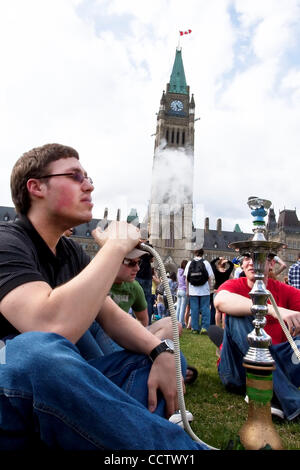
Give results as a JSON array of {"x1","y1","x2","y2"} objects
[{"x1": 26, "y1": 178, "x2": 45, "y2": 199}]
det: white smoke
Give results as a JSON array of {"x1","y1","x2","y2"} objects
[
  {"x1": 149, "y1": 141, "x2": 202, "y2": 247},
  {"x1": 151, "y1": 141, "x2": 194, "y2": 211}
]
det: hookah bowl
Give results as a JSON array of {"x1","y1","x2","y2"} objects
[{"x1": 229, "y1": 197, "x2": 283, "y2": 450}]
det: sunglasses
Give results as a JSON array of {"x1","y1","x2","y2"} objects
[
  {"x1": 123, "y1": 259, "x2": 141, "y2": 268},
  {"x1": 35, "y1": 171, "x2": 93, "y2": 185}
]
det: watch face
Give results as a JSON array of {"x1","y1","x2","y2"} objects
[
  {"x1": 164, "y1": 339, "x2": 174, "y2": 350},
  {"x1": 170, "y1": 100, "x2": 183, "y2": 112}
]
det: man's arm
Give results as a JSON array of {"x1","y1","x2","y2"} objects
[
  {"x1": 274, "y1": 256, "x2": 287, "y2": 276},
  {"x1": 0, "y1": 222, "x2": 140, "y2": 344},
  {"x1": 97, "y1": 297, "x2": 179, "y2": 417},
  {"x1": 214, "y1": 289, "x2": 300, "y2": 336},
  {"x1": 214, "y1": 290, "x2": 253, "y2": 317}
]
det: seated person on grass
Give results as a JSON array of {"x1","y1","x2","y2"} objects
[
  {"x1": 213, "y1": 252, "x2": 300, "y2": 421},
  {"x1": 0, "y1": 143, "x2": 206, "y2": 450}
]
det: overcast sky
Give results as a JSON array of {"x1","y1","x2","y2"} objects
[{"x1": 1, "y1": 0, "x2": 300, "y2": 233}]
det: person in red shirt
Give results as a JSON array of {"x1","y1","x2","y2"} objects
[{"x1": 214, "y1": 253, "x2": 300, "y2": 421}]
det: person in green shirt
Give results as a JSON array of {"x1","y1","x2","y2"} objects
[
  {"x1": 110, "y1": 249, "x2": 176, "y2": 339},
  {"x1": 110, "y1": 254, "x2": 148, "y2": 326}
]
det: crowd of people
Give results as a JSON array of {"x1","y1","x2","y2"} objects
[
  {"x1": 0, "y1": 142, "x2": 299, "y2": 450},
  {"x1": 145, "y1": 250, "x2": 236, "y2": 332}
]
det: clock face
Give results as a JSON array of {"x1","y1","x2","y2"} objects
[{"x1": 170, "y1": 100, "x2": 183, "y2": 112}]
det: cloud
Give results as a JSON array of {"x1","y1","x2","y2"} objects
[{"x1": 0, "y1": 0, "x2": 299, "y2": 234}]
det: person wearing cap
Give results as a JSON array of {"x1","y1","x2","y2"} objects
[
  {"x1": 109, "y1": 248, "x2": 149, "y2": 327},
  {"x1": 0, "y1": 143, "x2": 208, "y2": 451},
  {"x1": 213, "y1": 252, "x2": 300, "y2": 421},
  {"x1": 109, "y1": 250, "x2": 176, "y2": 335}
]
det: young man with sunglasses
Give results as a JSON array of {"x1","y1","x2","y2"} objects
[
  {"x1": 110, "y1": 252, "x2": 149, "y2": 327},
  {"x1": 214, "y1": 253, "x2": 300, "y2": 421},
  {"x1": 109, "y1": 252, "x2": 182, "y2": 343},
  {"x1": 0, "y1": 143, "x2": 208, "y2": 450}
]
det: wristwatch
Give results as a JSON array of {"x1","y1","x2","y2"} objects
[{"x1": 149, "y1": 339, "x2": 174, "y2": 362}]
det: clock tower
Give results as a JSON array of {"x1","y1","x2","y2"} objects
[{"x1": 149, "y1": 47, "x2": 196, "y2": 270}]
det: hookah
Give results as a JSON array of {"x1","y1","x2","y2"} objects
[{"x1": 228, "y1": 196, "x2": 300, "y2": 450}]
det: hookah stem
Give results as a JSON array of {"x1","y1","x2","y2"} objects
[
  {"x1": 268, "y1": 292, "x2": 300, "y2": 361},
  {"x1": 139, "y1": 243, "x2": 217, "y2": 449}
]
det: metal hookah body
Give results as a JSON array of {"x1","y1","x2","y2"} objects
[{"x1": 229, "y1": 197, "x2": 283, "y2": 450}]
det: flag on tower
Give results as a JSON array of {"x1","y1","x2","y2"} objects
[{"x1": 179, "y1": 29, "x2": 192, "y2": 36}]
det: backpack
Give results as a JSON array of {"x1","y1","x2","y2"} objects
[{"x1": 187, "y1": 259, "x2": 209, "y2": 286}]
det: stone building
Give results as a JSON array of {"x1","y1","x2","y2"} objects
[
  {"x1": 196, "y1": 217, "x2": 252, "y2": 263},
  {"x1": 267, "y1": 208, "x2": 300, "y2": 274}
]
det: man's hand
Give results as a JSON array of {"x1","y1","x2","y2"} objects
[
  {"x1": 92, "y1": 221, "x2": 141, "y2": 254},
  {"x1": 269, "y1": 306, "x2": 300, "y2": 337},
  {"x1": 147, "y1": 353, "x2": 183, "y2": 418}
]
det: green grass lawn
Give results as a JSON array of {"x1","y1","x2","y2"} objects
[{"x1": 179, "y1": 328, "x2": 300, "y2": 450}]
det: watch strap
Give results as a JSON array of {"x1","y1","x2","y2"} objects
[{"x1": 149, "y1": 340, "x2": 174, "y2": 362}]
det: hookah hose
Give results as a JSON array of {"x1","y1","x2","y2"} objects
[
  {"x1": 139, "y1": 243, "x2": 218, "y2": 449},
  {"x1": 267, "y1": 291, "x2": 300, "y2": 362}
]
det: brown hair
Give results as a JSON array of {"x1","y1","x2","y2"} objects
[{"x1": 10, "y1": 143, "x2": 79, "y2": 214}]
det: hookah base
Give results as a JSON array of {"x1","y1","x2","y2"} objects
[
  {"x1": 239, "y1": 401, "x2": 283, "y2": 450},
  {"x1": 239, "y1": 365, "x2": 283, "y2": 450}
]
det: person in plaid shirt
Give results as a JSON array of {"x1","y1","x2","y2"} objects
[{"x1": 288, "y1": 253, "x2": 300, "y2": 289}]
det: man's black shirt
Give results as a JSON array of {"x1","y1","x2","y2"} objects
[{"x1": 0, "y1": 216, "x2": 90, "y2": 338}]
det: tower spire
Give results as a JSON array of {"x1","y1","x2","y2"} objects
[{"x1": 169, "y1": 48, "x2": 188, "y2": 95}]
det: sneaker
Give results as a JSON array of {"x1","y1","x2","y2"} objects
[
  {"x1": 169, "y1": 410, "x2": 193, "y2": 428},
  {"x1": 244, "y1": 395, "x2": 285, "y2": 420},
  {"x1": 200, "y1": 328, "x2": 208, "y2": 335},
  {"x1": 191, "y1": 329, "x2": 199, "y2": 334}
]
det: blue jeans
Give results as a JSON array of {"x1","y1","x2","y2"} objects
[
  {"x1": 189, "y1": 295, "x2": 211, "y2": 331},
  {"x1": 136, "y1": 278, "x2": 152, "y2": 325},
  {"x1": 218, "y1": 314, "x2": 300, "y2": 420},
  {"x1": 0, "y1": 325, "x2": 209, "y2": 450},
  {"x1": 157, "y1": 303, "x2": 165, "y2": 317},
  {"x1": 176, "y1": 289, "x2": 187, "y2": 326}
]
